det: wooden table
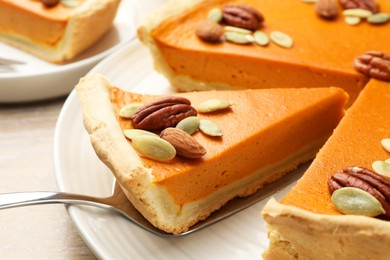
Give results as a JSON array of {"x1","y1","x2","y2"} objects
[{"x1": 0, "y1": 97, "x2": 96, "y2": 259}]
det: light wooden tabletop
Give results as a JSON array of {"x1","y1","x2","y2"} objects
[{"x1": 0, "y1": 98, "x2": 96, "y2": 259}]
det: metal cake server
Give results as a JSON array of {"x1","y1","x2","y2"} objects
[
  {"x1": 0, "y1": 165, "x2": 305, "y2": 237},
  {"x1": 0, "y1": 57, "x2": 24, "y2": 66},
  {"x1": 0, "y1": 57, "x2": 25, "y2": 73}
]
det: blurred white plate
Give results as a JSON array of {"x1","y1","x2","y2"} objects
[
  {"x1": 54, "y1": 39, "x2": 302, "y2": 259},
  {"x1": 0, "y1": 0, "x2": 141, "y2": 103}
]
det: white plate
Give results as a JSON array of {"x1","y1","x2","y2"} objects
[
  {"x1": 54, "y1": 39, "x2": 302, "y2": 259},
  {"x1": 0, "y1": 0, "x2": 142, "y2": 103}
]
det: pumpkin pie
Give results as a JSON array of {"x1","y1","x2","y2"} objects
[
  {"x1": 262, "y1": 79, "x2": 390, "y2": 259},
  {"x1": 0, "y1": 0, "x2": 120, "y2": 63},
  {"x1": 138, "y1": 0, "x2": 390, "y2": 105},
  {"x1": 76, "y1": 73, "x2": 347, "y2": 234}
]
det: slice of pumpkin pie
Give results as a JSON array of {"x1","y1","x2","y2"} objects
[
  {"x1": 0, "y1": 0, "x2": 120, "y2": 63},
  {"x1": 262, "y1": 79, "x2": 390, "y2": 259},
  {"x1": 76, "y1": 73, "x2": 347, "y2": 234}
]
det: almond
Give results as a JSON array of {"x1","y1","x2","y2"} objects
[
  {"x1": 160, "y1": 128, "x2": 206, "y2": 159},
  {"x1": 196, "y1": 20, "x2": 224, "y2": 43}
]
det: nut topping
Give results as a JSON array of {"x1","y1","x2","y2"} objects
[
  {"x1": 196, "y1": 20, "x2": 224, "y2": 43},
  {"x1": 208, "y1": 7, "x2": 223, "y2": 23},
  {"x1": 160, "y1": 128, "x2": 206, "y2": 159},
  {"x1": 343, "y1": 8, "x2": 373, "y2": 18},
  {"x1": 338, "y1": 0, "x2": 379, "y2": 13},
  {"x1": 176, "y1": 116, "x2": 200, "y2": 135},
  {"x1": 269, "y1": 31, "x2": 294, "y2": 49},
  {"x1": 367, "y1": 13, "x2": 390, "y2": 24},
  {"x1": 131, "y1": 97, "x2": 197, "y2": 131},
  {"x1": 332, "y1": 187, "x2": 385, "y2": 216},
  {"x1": 254, "y1": 31, "x2": 270, "y2": 46},
  {"x1": 131, "y1": 135, "x2": 176, "y2": 162},
  {"x1": 372, "y1": 160, "x2": 390, "y2": 179},
  {"x1": 119, "y1": 103, "x2": 143, "y2": 118},
  {"x1": 199, "y1": 120, "x2": 223, "y2": 137},
  {"x1": 222, "y1": 5, "x2": 264, "y2": 31},
  {"x1": 41, "y1": 0, "x2": 60, "y2": 7},
  {"x1": 354, "y1": 51, "x2": 390, "y2": 82},
  {"x1": 315, "y1": 0, "x2": 339, "y2": 19},
  {"x1": 328, "y1": 166, "x2": 390, "y2": 217},
  {"x1": 225, "y1": 31, "x2": 254, "y2": 44},
  {"x1": 197, "y1": 99, "x2": 231, "y2": 113},
  {"x1": 382, "y1": 138, "x2": 390, "y2": 153}
]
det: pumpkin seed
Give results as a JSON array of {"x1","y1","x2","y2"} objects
[
  {"x1": 224, "y1": 26, "x2": 252, "y2": 34},
  {"x1": 367, "y1": 13, "x2": 390, "y2": 24},
  {"x1": 270, "y1": 31, "x2": 293, "y2": 48},
  {"x1": 246, "y1": 34, "x2": 255, "y2": 42},
  {"x1": 119, "y1": 103, "x2": 143, "y2": 118},
  {"x1": 123, "y1": 129, "x2": 158, "y2": 140},
  {"x1": 372, "y1": 160, "x2": 390, "y2": 178},
  {"x1": 332, "y1": 187, "x2": 385, "y2": 217},
  {"x1": 302, "y1": 0, "x2": 318, "y2": 3},
  {"x1": 197, "y1": 99, "x2": 231, "y2": 113},
  {"x1": 208, "y1": 8, "x2": 223, "y2": 23},
  {"x1": 131, "y1": 135, "x2": 176, "y2": 162},
  {"x1": 61, "y1": 0, "x2": 81, "y2": 8},
  {"x1": 225, "y1": 31, "x2": 254, "y2": 44},
  {"x1": 254, "y1": 31, "x2": 269, "y2": 46},
  {"x1": 381, "y1": 138, "x2": 390, "y2": 152},
  {"x1": 199, "y1": 120, "x2": 223, "y2": 136},
  {"x1": 344, "y1": 16, "x2": 361, "y2": 25},
  {"x1": 343, "y1": 8, "x2": 373, "y2": 18},
  {"x1": 176, "y1": 116, "x2": 200, "y2": 135}
]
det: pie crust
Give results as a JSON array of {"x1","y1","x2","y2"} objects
[
  {"x1": 76, "y1": 73, "x2": 347, "y2": 234},
  {"x1": 262, "y1": 198, "x2": 390, "y2": 259}
]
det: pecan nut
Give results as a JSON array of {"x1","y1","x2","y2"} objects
[
  {"x1": 338, "y1": 0, "x2": 379, "y2": 13},
  {"x1": 160, "y1": 128, "x2": 206, "y2": 159},
  {"x1": 328, "y1": 166, "x2": 390, "y2": 217},
  {"x1": 354, "y1": 51, "x2": 390, "y2": 82},
  {"x1": 130, "y1": 97, "x2": 197, "y2": 131},
  {"x1": 222, "y1": 5, "x2": 264, "y2": 31},
  {"x1": 315, "y1": 0, "x2": 339, "y2": 19}
]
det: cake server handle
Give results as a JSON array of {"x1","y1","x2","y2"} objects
[{"x1": 0, "y1": 191, "x2": 115, "y2": 210}]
